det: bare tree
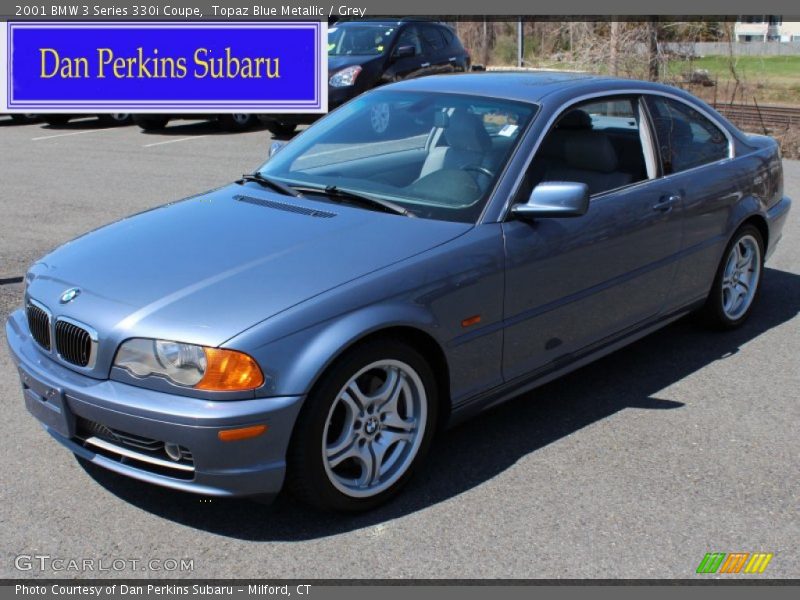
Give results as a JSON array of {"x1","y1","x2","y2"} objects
[
  {"x1": 647, "y1": 18, "x2": 660, "y2": 81},
  {"x1": 609, "y1": 20, "x2": 620, "y2": 76}
]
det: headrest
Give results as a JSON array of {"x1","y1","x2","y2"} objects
[
  {"x1": 561, "y1": 131, "x2": 619, "y2": 173},
  {"x1": 557, "y1": 109, "x2": 592, "y2": 130},
  {"x1": 444, "y1": 109, "x2": 492, "y2": 153}
]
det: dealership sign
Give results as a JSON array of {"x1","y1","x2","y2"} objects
[{"x1": 0, "y1": 22, "x2": 327, "y2": 112}]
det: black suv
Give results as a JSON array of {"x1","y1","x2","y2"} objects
[{"x1": 260, "y1": 19, "x2": 470, "y2": 136}]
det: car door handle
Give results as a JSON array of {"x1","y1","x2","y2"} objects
[
  {"x1": 448, "y1": 57, "x2": 457, "y2": 62},
  {"x1": 653, "y1": 195, "x2": 681, "y2": 213},
  {"x1": 420, "y1": 62, "x2": 431, "y2": 68}
]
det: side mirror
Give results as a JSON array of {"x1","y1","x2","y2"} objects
[
  {"x1": 268, "y1": 140, "x2": 285, "y2": 158},
  {"x1": 511, "y1": 182, "x2": 589, "y2": 220},
  {"x1": 393, "y1": 45, "x2": 416, "y2": 59}
]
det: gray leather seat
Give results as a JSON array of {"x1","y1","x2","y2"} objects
[
  {"x1": 541, "y1": 130, "x2": 632, "y2": 196},
  {"x1": 419, "y1": 109, "x2": 492, "y2": 179}
]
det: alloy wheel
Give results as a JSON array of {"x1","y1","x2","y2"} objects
[
  {"x1": 369, "y1": 103, "x2": 391, "y2": 134},
  {"x1": 721, "y1": 234, "x2": 761, "y2": 320},
  {"x1": 322, "y1": 359, "x2": 427, "y2": 498}
]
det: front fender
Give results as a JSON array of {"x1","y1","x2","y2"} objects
[
  {"x1": 225, "y1": 224, "x2": 506, "y2": 405},
  {"x1": 246, "y1": 302, "x2": 443, "y2": 397}
]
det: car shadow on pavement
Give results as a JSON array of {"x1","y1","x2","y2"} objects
[
  {"x1": 39, "y1": 117, "x2": 114, "y2": 129},
  {"x1": 79, "y1": 266, "x2": 800, "y2": 541},
  {"x1": 136, "y1": 120, "x2": 270, "y2": 136}
]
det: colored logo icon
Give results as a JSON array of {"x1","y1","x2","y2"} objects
[{"x1": 697, "y1": 552, "x2": 773, "y2": 574}]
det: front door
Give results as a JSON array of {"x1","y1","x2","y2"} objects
[{"x1": 501, "y1": 95, "x2": 684, "y2": 381}]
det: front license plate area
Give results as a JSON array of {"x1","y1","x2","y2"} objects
[{"x1": 19, "y1": 368, "x2": 75, "y2": 438}]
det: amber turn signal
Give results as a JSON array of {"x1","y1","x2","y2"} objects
[
  {"x1": 218, "y1": 424, "x2": 268, "y2": 442},
  {"x1": 461, "y1": 314, "x2": 482, "y2": 328},
  {"x1": 194, "y1": 348, "x2": 265, "y2": 391}
]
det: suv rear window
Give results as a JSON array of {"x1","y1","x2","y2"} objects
[{"x1": 421, "y1": 25, "x2": 447, "y2": 51}]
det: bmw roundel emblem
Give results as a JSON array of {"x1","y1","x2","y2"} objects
[{"x1": 59, "y1": 288, "x2": 81, "y2": 304}]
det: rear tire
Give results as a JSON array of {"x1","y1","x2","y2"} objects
[
  {"x1": 699, "y1": 224, "x2": 764, "y2": 329},
  {"x1": 286, "y1": 339, "x2": 438, "y2": 512}
]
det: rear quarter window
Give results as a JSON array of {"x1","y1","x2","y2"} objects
[{"x1": 645, "y1": 96, "x2": 730, "y2": 174}]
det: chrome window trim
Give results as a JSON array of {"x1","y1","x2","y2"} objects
[
  {"x1": 490, "y1": 88, "x2": 736, "y2": 223},
  {"x1": 54, "y1": 315, "x2": 99, "y2": 370}
]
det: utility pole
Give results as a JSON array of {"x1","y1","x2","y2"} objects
[
  {"x1": 482, "y1": 17, "x2": 489, "y2": 67},
  {"x1": 610, "y1": 20, "x2": 620, "y2": 76},
  {"x1": 517, "y1": 18, "x2": 524, "y2": 67},
  {"x1": 648, "y1": 17, "x2": 659, "y2": 81}
]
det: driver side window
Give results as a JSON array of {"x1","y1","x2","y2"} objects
[
  {"x1": 396, "y1": 26, "x2": 423, "y2": 56},
  {"x1": 521, "y1": 96, "x2": 651, "y2": 199}
]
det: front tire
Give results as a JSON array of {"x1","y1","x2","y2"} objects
[
  {"x1": 286, "y1": 340, "x2": 438, "y2": 512},
  {"x1": 700, "y1": 224, "x2": 764, "y2": 329}
]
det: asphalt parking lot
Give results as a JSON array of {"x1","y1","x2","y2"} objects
[{"x1": 0, "y1": 115, "x2": 798, "y2": 579}]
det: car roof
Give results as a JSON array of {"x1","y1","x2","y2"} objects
[{"x1": 384, "y1": 71, "x2": 681, "y2": 105}]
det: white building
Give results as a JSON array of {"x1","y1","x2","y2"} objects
[{"x1": 735, "y1": 17, "x2": 800, "y2": 42}]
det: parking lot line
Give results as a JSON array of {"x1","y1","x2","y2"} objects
[
  {"x1": 143, "y1": 135, "x2": 208, "y2": 148},
  {"x1": 31, "y1": 128, "x2": 116, "y2": 141}
]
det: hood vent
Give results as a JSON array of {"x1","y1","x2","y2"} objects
[{"x1": 234, "y1": 194, "x2": 336, "y2": 219}]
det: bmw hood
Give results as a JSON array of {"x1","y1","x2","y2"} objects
[{"x1": 25, "y1": 184, "x2": 471, "y2": 349}]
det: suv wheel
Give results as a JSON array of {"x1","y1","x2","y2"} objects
[
  {"x1": 97, "y1": 113, "x2": 132, "y2": 126},
  {"x1": 218, "y1": 114, "x2": 256, "y2": 131},
  {"x1": 369, "y1": 102, "x2": 391, "y2": 135}
]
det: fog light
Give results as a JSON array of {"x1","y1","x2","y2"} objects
[{"x1": 164, "y1": 443, "x2": 183, "y2": 461}]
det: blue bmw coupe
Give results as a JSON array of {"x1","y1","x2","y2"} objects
[{"x1": 6, "y1": 73, "x2": 791, "y2": 510}]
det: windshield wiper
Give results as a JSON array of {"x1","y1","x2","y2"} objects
[
  {"x1": 240, "y1": 172, "x2": 302, "y2": 197},
  {"x1": 293, "y1": 184, "x2": 411, "y2": 216}
]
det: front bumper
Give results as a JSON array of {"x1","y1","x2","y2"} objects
[{"x1": 5, "y1": 310, "x2": 304, "y2": 498}]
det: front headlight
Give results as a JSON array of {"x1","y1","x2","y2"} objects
[
  {"x1": 114, "y1": 338, "x2": 264, "y2": 391},
  {"x1": 329, "y1": 65, "x2": 362, "y2": 87}
]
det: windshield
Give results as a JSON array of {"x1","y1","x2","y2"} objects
[
  {"x1": 259, "y1": 91, "x2": 537, "y2": 222},
  {"x1": 328, "y1": 24, "x2": 396, "y2": 56}
]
